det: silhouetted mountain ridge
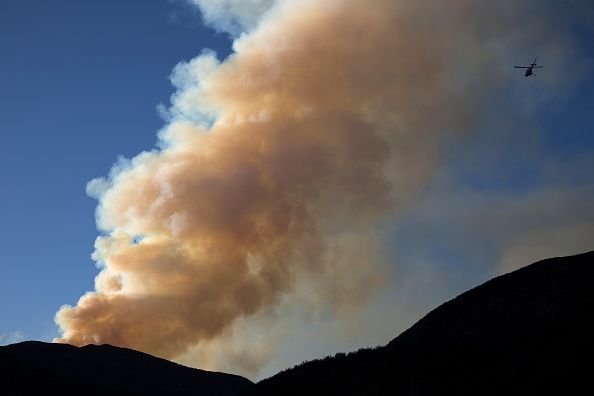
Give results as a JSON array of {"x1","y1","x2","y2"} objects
[
  {"x1": 3, "y1": 251, "x2": 593, "y2": 395},
  {"x1": 0, "y1": 341, "x2": 252, "y2": 396},
  {"x1": 247, "y1": 251, "x2": 594, "y2": 395}
]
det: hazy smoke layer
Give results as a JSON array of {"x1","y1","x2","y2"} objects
[{"x1": 56, "y1": 0, "x2": 551, "y2": 376}]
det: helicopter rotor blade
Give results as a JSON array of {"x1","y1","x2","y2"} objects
[{"x1": 514, "y1": 66, "x2": 529, "y2": 68}]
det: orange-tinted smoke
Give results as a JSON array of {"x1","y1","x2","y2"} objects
[{"x1": 55, "y1": 0, "x2": 547, "y2": 376}]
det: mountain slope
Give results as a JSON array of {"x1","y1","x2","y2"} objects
[
  {"x1": 0, "y1": 341, "x2": 253, "y2": 396},
  {"x1": 248, "y1": 251, "x2": 594, "y2": 395}
]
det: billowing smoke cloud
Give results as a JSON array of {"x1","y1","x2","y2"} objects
[{"x1": 55, "y1": 0, "x2": 578, "y2": 377}]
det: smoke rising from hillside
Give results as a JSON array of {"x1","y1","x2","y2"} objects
[{"x1": 55, "y1": 0, "x2": 569, "y2": 376}]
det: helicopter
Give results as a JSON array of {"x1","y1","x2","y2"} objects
[{"x1": 514, "y1": 57, "x2": 543, "y2": 77}]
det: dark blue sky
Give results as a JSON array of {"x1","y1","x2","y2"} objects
[{"x1": 0, "y1": 0, "x2": 231, "y2": 341}]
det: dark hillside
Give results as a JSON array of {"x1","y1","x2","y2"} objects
[
  {"x1": 0, "y1": 341, "x2": 253, "y2": 396},
  {"x1": 4, "y1": 252, "x2": 592, "y2": 395},
  {"x1": 248, "y1": 251, "x2": 594, "y2": 395}
]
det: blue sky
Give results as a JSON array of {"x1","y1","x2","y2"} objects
[
  {"x1": 0, "y1": 0, "x2": 232, "y2": 342},
  {"x1": 0, "y1": 0, "x2": 593, "y2": 379}
]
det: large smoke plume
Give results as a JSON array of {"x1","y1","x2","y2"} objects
[{"x1": 56, "y1": 0, "x2": 569, "y2": 377}]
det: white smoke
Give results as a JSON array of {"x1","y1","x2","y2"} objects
[{"x1": 188, "y1": 0, "x2": 277, "y2": 35}]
